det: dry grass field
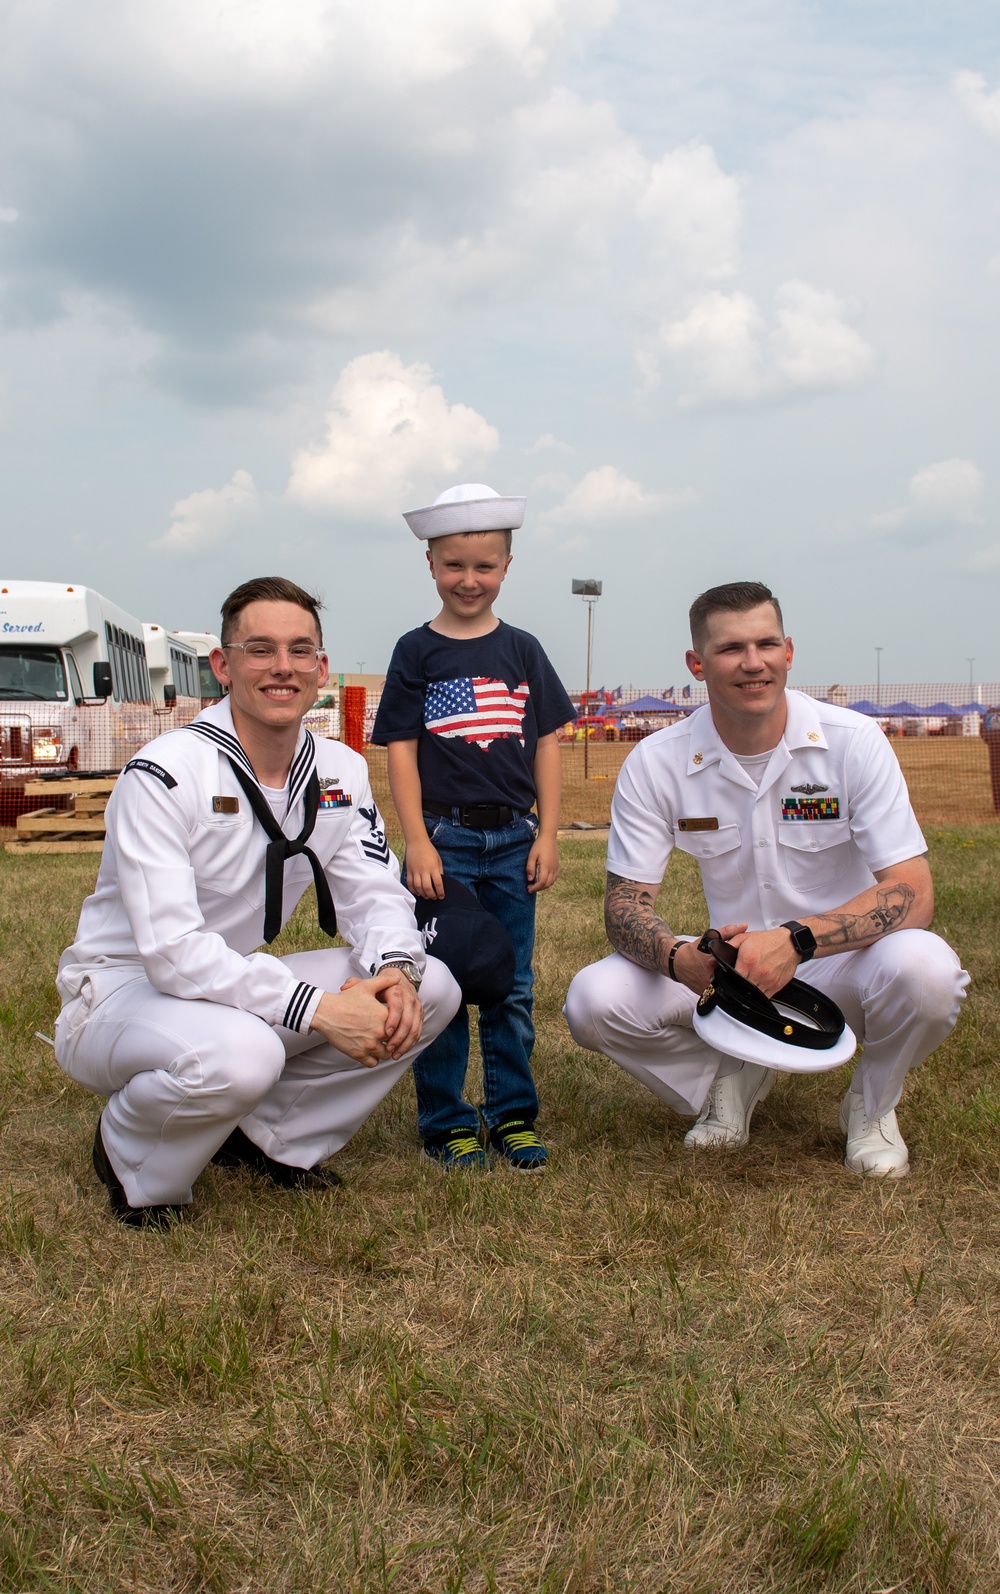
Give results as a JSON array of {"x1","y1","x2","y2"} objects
[
  {"x1": 1, "y1": 829, "x2": 999, "y2": 1592},
  {"x1": 363, "y1": 740, "x2": 1000, "y2": 832}
]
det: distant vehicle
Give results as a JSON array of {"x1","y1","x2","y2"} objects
[
  {"x1": 0, "y1": 581, "x2": 197, "y2": 802},
  {"x1": 141, "y1": 624, "x2": 202, "y2": 709},
  {"x1": 172, "y1": 630, "x2": 225, "y2": 703}
]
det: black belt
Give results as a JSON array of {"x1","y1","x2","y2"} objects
[
  {"x1": 423, "y1": 799, "x2": 522, "y2": 829},
  {"x1": 696, "y1": 931, "x2": 846, "y2": 1051}
]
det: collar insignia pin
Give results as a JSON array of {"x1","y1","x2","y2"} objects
[
  {"x1": 807, "y1": 732, "x2": 820, "y2": 743},
  {"x1": 693, "y1": 752, "x2": 704, "y2": 765}
]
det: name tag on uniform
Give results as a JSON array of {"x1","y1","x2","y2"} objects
[
  {"x1": 678, "y1": 817, "x2": 719, "y2": 832},
  {"x1": 319, "y1": 788, "x2": 352, "y2": 810},
  {"x1": 212, "y1": 796, "x2": 240, "y2": 814},
  {"x1": 782, "y1": 796, "x2": 841, "y2": 821}
]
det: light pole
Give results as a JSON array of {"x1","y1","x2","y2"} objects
[
  {"x1": 875, "y1": 647, "x2": 882, "y2": 707},
  {"x1": 967, "y1": 658, "x2": 975, "y2": 692},
  {"x1": 357, "y1": 660, "x2": 365, "y2": 677},
  {"x1": 572, "y1": 579, "x2": 602, "y2": 780}
]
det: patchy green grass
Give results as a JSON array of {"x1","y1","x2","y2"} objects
[{"x1": 0, "y1": 830, "x2": 997, "y2": 1592}]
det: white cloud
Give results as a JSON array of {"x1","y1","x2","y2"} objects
[
  {"x1": 954, "y1": 71, "x2": 1000, "y2": 138},
  {"x1": 286, "y1": 351, "x2": 499, "y2": 516},
  {"x1": 153, "y1": 469, "x2": 260, "y2": 554},
  {"x1": 537, "y1": 464, "x2": 696, "y2": 534},
  {"x1": 14, "y1": 0, "x2": 618, "y2": 102},
  {"x1": 870, "y1": 457, "x2": 985, "y2": 531},
  {"x1": 526, "y1": 433, "x2": 575, "y2": 456},
  {"x1": 638, "y1": 141, "x2": 742, "y2": 279},
  {"x1": 661, "y1": 291, "x2": 765, "y2": 404},
  {"x1": 656, "y1": 281, "x2": 874, "y2": 406},
  {"x1": 768, "y1": 281, "x2": 875, "y2": 389},
  {"x1": 908, "y1": 458, "x2": 984, "y2": 522}
]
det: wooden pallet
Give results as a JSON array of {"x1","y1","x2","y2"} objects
[
  {"x1": 4, "y1": 839, "x2": 106, "y2": 855},
  {"x1": 5, "y1": 777, "x2": 116, "y2": 856}
]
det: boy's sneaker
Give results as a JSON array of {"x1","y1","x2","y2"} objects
[
  {"x1": 488, "y1": 1117, "x2": 548, "y2": 1173},
  {"x1": 422, "y1": 1128, "x2": 489, "y2": 1170}
]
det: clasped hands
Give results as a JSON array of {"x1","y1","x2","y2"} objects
[
  {"x1": 670, "y1": 923, "x2": 804, "y2": 999},
  {"x1": 308, "y1": 967, "x2": 424, "y2": 1067}
]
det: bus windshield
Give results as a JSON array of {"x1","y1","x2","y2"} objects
[{"x1": 0, "y1": 646, "x2": 68, "y2": 701}]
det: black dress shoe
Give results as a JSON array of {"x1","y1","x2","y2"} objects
[
  {"x1": 92, "y1": 1118, "x2": 185, "y2": 1230},
  {"x1": 211, "y1": 1125, "x2": 342, "y2": 1190}
]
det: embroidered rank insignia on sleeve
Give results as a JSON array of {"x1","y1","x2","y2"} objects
[
  {"x1": 357, "y1": 802, "x2": 391, "y2": 865},
  {"x1": 123, "y1": 757, "x2": 177, "y2": 789},
  {"x1": 782, "y1": 796, "x2": 841, "y2": 821},
  {"x1": 212, "y1": 796, "x2": 240, "y2": 814}
]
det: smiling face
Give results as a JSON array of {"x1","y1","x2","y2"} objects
[
  {"x1": 426, "y1": 530, "x2": 512, "y2": 635},
  {"x1": 210, "y1": 599, "x2": 329, "y2": 740},
  {"x1": 685, "y1": 601, "x2": 792, "y2": 750}
]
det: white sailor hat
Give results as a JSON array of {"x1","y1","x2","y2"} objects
[
  {"x1": 403, "y1": 482, "x2": 526, "y2": 541},
  {"x1": 691, "y1": 934, "x2": 858, "y2": 1072}
]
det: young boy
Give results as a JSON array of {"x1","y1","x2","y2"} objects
[{"x1": 371, "y1": 483, "x2": 575, "y2": 1171}]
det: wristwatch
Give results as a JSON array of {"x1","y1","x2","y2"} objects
[
  {"x1": 381, "y1": 959, "x2": 423, "y2": 989},
  {"x1": 781, "y1": 920, "x2": 817, "y2": 963}
]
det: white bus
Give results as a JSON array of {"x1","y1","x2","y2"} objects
[
  {"x1": 0, "y1": 581, "x2": 198, "y2": 800},
  {"x1": 172, "y1": 630, "x2": 226, "y2": 704},
  {"x1": 141, "y1": 624, "x2": 203, "y2": 710}
]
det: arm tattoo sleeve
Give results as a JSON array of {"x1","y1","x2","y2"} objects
[
  {"x1": 812, "y1": 880, "x2": 916, "y2": 949},
  {"x1": 604, "y1": 872, "x2": 674, "y2": 973}
]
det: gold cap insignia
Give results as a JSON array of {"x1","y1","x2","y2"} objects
[{"x1": 783, "y1": 1024, "x2": 793, "y2": 1036}]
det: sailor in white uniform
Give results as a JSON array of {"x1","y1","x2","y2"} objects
[
  {"x1": 55, "y1": 577, "x2": 461, "y2": 1226},
  {"x1": 564, "y1": 581, "x2": 967, "y2": 1177}
]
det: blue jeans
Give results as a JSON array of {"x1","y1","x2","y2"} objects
[{"x1": 406, "y1": 811, "x2": 540, "y2": 1140}]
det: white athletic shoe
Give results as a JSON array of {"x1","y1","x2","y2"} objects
[
  {"x1": 840, "y1": 1091, "x2": 910, "y2": 1179},
  {"x1": 683, "y1": 1062, "x2": 775, "y2": 1150}
]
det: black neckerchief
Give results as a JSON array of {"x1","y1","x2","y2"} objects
[
  {"x1": 696, "y1": 932, "x2": 846, "y2": 1051},
  {"x1": 226, "y1": 757, "x2": 338, "y2": 945}
]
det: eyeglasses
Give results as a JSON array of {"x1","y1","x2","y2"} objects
[{"x1": 223, "y1": 642, "x2": 325, "y2": 671}]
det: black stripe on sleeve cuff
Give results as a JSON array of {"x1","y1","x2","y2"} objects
[{"x1": 283, "y1": 982, "x2": 318, "y2": 1033}]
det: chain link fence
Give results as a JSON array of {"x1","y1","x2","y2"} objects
[
  {"x1": 5, "y1": 682, "x2": 995, "y2": 834},
  {"x1": 355, "y1": 683, "x2": 1000, "y2": 834}
]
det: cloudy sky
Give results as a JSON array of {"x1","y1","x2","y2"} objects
[{"x1": 2, "y1": 0, "x2": 999, "y2": 688}]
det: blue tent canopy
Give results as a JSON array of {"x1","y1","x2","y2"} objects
[
  {"x1": 848, "y1": 699, "x2": 986, "y2": 717},
  {"x1": 622, "y1": 695, "x2": 685, "y2": 713}
]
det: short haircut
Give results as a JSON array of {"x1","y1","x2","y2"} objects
[
  {"x1": 428, "y1": 528, "x2": 513, "y2": 555},
  {"x1": 689, "y1": 582, "x2": 784, "y2": 649},
  {"x1": 220, "y1": 577, "x2": 324, "y2": 645}
]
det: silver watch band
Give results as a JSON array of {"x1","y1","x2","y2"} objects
[{"x1": 380, "y1": 959, "x2": 423, "y2": 989}]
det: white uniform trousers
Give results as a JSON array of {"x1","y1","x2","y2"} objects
[
  {"x1": 564, "y1": 929, "x2": 968, "y2": 1122},
  {"x1": 55, "y1": 950, "x2": 462, "y2": 1207}
]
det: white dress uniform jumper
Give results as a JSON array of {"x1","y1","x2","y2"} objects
[
  {"x1": 55, "y1": 698, "x2": 461, "y2": 1208},
  {"x1": 564, "y1": 691, "x2": 968, "y2": 1123}
]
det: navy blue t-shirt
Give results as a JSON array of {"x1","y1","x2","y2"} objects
[{"x1": 371, "y1": 621, "x2": 576, "y2": 812}]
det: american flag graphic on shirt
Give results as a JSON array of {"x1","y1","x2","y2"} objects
[{"x1": 424, "y1": 677, "x2": 530, "y2": 749}]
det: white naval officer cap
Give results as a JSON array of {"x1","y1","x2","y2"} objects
[{"x1": 403, "y1": 482, "x2": 526, "y2": 541}]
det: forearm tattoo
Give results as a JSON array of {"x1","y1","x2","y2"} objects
[
  {"x1": 604, "y1": 873, "x2": 674, "y2": 972},
  {"x1": 813, "y1": 881, "x2": 916, "y2": 949}
]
